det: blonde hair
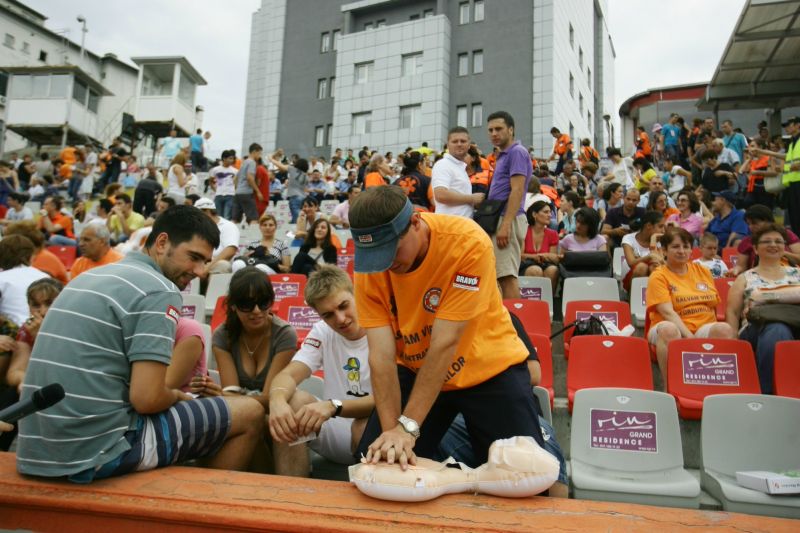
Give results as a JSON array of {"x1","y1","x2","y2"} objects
[
  {"x1": 304, "y1": 265, "x2": 353, "y2": 309},
  {"x1": 259, "y1": 212, "x2": 277, "y2": 225},
  {"x1": 699, "y1": 232, "x2": 719, "y2": 247}
]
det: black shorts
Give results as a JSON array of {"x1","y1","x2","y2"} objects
[
  {"x1": 232, "y1": 193, "x2": 259, "y2": 223},
  {"x1": 355, "y1": 361, "x2": 544, "y2": 464}
]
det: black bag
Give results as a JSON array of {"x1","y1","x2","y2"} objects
[
  {"x1": 549, "y1": 315, "x2": 608, "y2": 340},
  {"x1": 558, "y1": 251, "x2": 612, "y2": 279},
  {"x1": 473, "y1": 199, "x2": 507, "y2": 235},
  {"x1": 746, "y1": 304, "x2": 800, "y2": 330}
]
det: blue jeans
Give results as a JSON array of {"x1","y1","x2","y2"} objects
[
  {"x1": 739, "y1": 322, "x2": 795, "y2": 394},
  {"x1": 289, "y1": 196, "x2": 304, "y2": 223},
  {"x1": 48, "y1": 235, "x2": 77, "y2": 247},
  {"x1": 438, "y1": 413, "x2": 568, "y2": 486},
  {"x1": 67, "y1": 176, "x2": 83, "y2": 201},
  {"x1": 214, "y1": 195, "x2": 234, "y2": 220},
  {"x1": 664, "y1": 144, "x2": 680, "y2": 161}
]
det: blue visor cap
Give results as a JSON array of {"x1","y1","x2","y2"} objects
[{"x1": 350, "y1": 199, "x2": 414, "y2": 273}]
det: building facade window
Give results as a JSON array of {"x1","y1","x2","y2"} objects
[
  {"x1": 4, "y1": 33, "x2": 14, "y2": 48},
  {"x1": 326, "y1": 124, "x2": 333, "y2": 145},
  {"x1": 569, "y1": 23, "x2": 574, "y2": 49},
  {"x1": 402, "y1": 52, "x2": 423, "y2": 76},
  {"x1": 459, "y1": 2, "x2": 470, "y2": 24},
  {"x1": 410, "y1": 13, "x2": 420, "y2": 20},
  {"x1": 376, "y1": 19, "x2": 386, "y2": 27},
  {"x1": 457, "y1": 105, "x2": 468, "y2": 127},
  {"x1": 472, "y1": 50, "x2": 483, "y2": 74},
  {"x1": 569, "y1": 122, "x2": 574, "y2": 140},
  {"x1": 471, "y1": 103, "x2": 483, "y2": 127},
  {"x1": 579, "y1": 47, "x2": 583, "y2": 68},
  {"x1": 352, "y1": 112, "x2": 372, "y2": 135},
  {"x1": 587, "y1": 110, "x2": 592, "y2": 129},
  {"x1": 72, "y1": 78, "x2": 88, "y2": 105},
  {"x1": 355, "y1": 61, "x2": 373, "y2": 84},
  {"x1": 21, "y1": 41, "x2": 29, "y2": 54},
  {"x1": 587, "y1": 67, "x2": 591, "y2": 89},
  {"x1": 579, "y1": 93, "x2": 584, "y2": 114},
  {"x1": 332, "y1": 29, "x2": 340, "y2": 50},
  {"x1": 329, "y1": 77, "x2": 335, "y2": 98},
  {"x1": 400, "y1": 104, "x2": 421, "y2": 129},
  {"x1": 38, "y1": 50, "x2": 47, "y2": 62},
  {"x1": 317, "y1": 78, "x2": 327, "y2": 99},
  {"x1": 569, "y1": 72, "x2": 574, "y2": 97},
  {"x1": 315, "y1": 126, "x2": 325, "y2": 147},
  {"x1": 474, "y1": 0, "x2": 485, "y2": 22},
  {"x1": 457, "y1": 53, "x2": 468, "y2": 76},
  {"x1": 423, "y1": 9, "x2": 434, "y2": 17},
  {"x1": 364, "y1": 22, "x2": 374, "y2": 30},
  {"x1": 321, "y1": 32, "x2": 330, "y2": 53}
]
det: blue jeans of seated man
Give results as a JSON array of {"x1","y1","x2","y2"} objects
[
  {"x1": 48, "y1": 234, "x2": 77, "y2": 247},
  {"x1": 437, "y1": 413, "x2": 569, "y2": 486},
  {"x1": 739, "y1": 322, "x2": 795, "y2": 394}
]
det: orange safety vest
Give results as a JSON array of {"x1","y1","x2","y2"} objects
[
  {"x1": 540, "y1": 184, "x2": 560, "y2": 208},
  {"x1": 555, "y1": 134, "x2": 573, "y2": 156}
]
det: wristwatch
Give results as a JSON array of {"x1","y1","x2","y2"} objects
[
  {"x1": 397, "y1": 415, "x2": 420, "y2": 438},
  {"x1": 329, "y1": 399, "x2": 343, "y2": 418}
]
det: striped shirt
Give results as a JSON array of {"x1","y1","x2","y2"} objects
[{"x1": 17, "y1": 252, "x2": 181, "y2": 478}]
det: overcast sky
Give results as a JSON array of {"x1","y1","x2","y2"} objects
[{"x1": 26, "y1": 0, "x2": 747, "y2": 155}]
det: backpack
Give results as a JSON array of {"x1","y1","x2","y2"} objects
[{"x1": 549, "y1": 315, "x2": 608, "y2": 340}]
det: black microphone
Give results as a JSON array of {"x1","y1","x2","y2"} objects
[{"x1": 0, "y1": 383, "x2": 65, "y2": 424}]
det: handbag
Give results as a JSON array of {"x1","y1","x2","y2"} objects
[
  {"x1": 558, "y1": 251, "x2": 612, "y2": 279},
  {"x1": 473, "y1": 199, "x2": 507, "y2": 235},
  {"x1": 746, "y1": 303, "x2": 800, "y2": 329},
  {"x1": 549, "y1": 315, "x2": 608, "y2": 340},
  {"x1": 764, "y1": 175, "x2": 786, "y2": 194}
]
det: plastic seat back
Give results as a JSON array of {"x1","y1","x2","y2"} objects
[
  {"x1": 714, "y1": 278, "x2": 735, "y2": 321},
  {"x1": 563, "y1": 300, "x2": 632, "y2": 358},
  {"x1": 210, "y1": 296, "x2": 227, "y2": 331},
  {"x1": 275, "y1": 296, "x2": 320, "y2": 341},
  {"x1": 518, "y1": 276, "x2": 554, "y2": 319},
  {"x1": 721, "y1": 247, "x2": 739, "y2": 269},
  {"x1": 205, "y1": 273, "x2": 233, "y2": 316},
  {"x1": 180, "y1": 294, "x2": 205, "y2": 322},
  {"x1": 46, "y1": 245, "x2": 77, "y2": 271},
  {"x1": 567, "y1": 336, "x2": 653, "y2": 411},
  {"x1": 502, "y1": 299, "x2": 550, "y2": 338},
  {"x1": 572, "y1": 388, "x2": 685, "y2": 473},
  {"x1": 269, "y1": 274, "x2": 307, "y2": 303},
  {"x1": 629, "y1": 276, "x2": 648, "y2": 328},
  {"x1": 562, "y1": 277, "x2": 620, "y2": 316},
  {"x1": 529, "y1": 334, "x2": 554, "y2": 406},
  {"x1": 667, "y1": 339, "x2": 760, "y2": 420},
  {"x1": 774, "y1": 341, "x2": 800, "y2": 398}
]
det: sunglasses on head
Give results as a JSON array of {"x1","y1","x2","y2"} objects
[{"x1": 234, "y1": 300, "x2": 271, "y2": 313}]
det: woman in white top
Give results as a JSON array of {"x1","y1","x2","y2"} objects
[
  {"x1": 664, "y1": 156, "x2": 692, "y2": 197},
  {"x1": 603, "y1": 147, "x2": 635, "y2": 188},
  {"x1": 621, "y1": 210, "x2": 665, "y2": 291},
  {"x1": 166, "y1": 152, "x2": 189, "y2": 204}
]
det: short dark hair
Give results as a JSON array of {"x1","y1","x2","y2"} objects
[
  {"x1": 676, "y1": 190, "x2": 700, "y2": 213},
  {"x1": 248, "y1": 143, "x2": 263, "y2": 154},
  {"x1": 487, "y1": 111, "x2": 515, "y2": 130},
  {"x1": 606, "y1": 147, "x2": 622, "y2": 158},
  {"x1": 634, "y1": 210, "x2": 664, "y2": 231},
  {"x1": 447, "y1": 126, "x2": 469, "y2": 138},
  {"x1": 574, "y1": 207, "x2": 600, "y2": 238},
  {"x1": 159, "y1": 196, "x2": 176, "y2": 208},
  {"x1": 294, "y1": 158, "x2": 309, "y2": 173},
  {"x1": 302, "y1": 196, "x2": 319, "y2": 208},
  {"x1": 46, "y1": 195, "x2": 63, "y2": 210},
  {"x1": 144, "y1": 205, "x2": 220, "y2": 250},
  {"x1": 97, "y1": 198, "x2": 113, "y2": 213},
  {"x1": 660, "y1": 227, "x2": 693, "y2": 249},
  {"x1": 701, "y1": 150, "x2": 718, "y2": 162},
  {"x1": 602, "y1": 182, "x2": 622, "y2": 201},
  {"x1": 744, "y1": 204, "x2": 774, "y2": 223},
  {"x1": 116, "y1": 193, "x2": 132, "y2": 205},
  {"x1": 752, "y1": 223, "x2": 788, "y2": 246},
  {"x1": 0, "y1": 234, "x2": 36, "y2": 269},
  {"x1": 550, "y1": 127, "x2": 560, "y2": 134}
]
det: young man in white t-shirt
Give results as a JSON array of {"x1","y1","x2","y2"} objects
[
  {"x1": 209, "y1": 149, "x2": 238, "y2": 220},
  {"x1": 268, "y1": 265, "x2": 373, "y2": 467}
]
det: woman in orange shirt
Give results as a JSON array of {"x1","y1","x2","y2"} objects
[
  {"x1": 645, "y1": 228, "x2": 735, "y2": 388},
  {"x1": 740, "y1": 138, "x2": 778, "y2": 209},
  {"x1": 363, "y1": 154, "x2": 392, "y2": 188}
]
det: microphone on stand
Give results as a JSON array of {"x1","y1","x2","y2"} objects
[{"x1": 0, "y1": 383, "x2": 65, "y2": 424}]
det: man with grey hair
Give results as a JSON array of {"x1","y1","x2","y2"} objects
[{"x1": 70, "y1": 224, "x2": 123, "y2": 280}]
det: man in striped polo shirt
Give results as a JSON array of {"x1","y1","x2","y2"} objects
[{"x1": 17, "y1": 205, "x2": 265, "y2": 482}]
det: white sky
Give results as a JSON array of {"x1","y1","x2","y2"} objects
[{"x1": 25, "y1": 0, "x2": 748, "y2": 154}]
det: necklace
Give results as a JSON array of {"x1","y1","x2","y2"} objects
[{"x1": 241, "y1": 334, "x2": 265, "y2": 357}]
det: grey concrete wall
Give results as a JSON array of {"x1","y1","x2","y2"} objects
[
  {"x1": 449, "y1": 0, "x2": 533, "y2": 153},
  {"x1": 351, "y1": 0, "x2": 436, "y2": 31}
]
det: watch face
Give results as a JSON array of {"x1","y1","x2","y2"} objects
[{"x1": 332, "y1": 399, "x2": 342, "y2": 407}]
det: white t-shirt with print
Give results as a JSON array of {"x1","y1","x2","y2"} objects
[
  {"x1": 210, "y1": 165, "x2": 237, "y2": 197},
  {"x1": 292, "y1": 320, "x2": 372, "y2": 400}
]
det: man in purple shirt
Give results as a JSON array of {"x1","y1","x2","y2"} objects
[{"x1": 487, "y1": 111, "x2": 533, "y2": 299}]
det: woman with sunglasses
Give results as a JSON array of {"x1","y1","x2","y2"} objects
[
  {"x1": 212, "y1": 267, "x2": 305, "y2": 473},
  {"x1": 665, "y1": 190, "x2": 704, "y2": 240}
]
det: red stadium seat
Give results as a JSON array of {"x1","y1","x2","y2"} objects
[
  {"x1": 563, "y1": 300, "x2": 632, "y2": 359},
  {"x1": 774, "y1": 341, "x2": 800, "y2": 399},
  {"x1": 210, "y1": 296, "x2": 227, "y2": 331},
  {"x1": 667, "y1": 338, "x2": 760, "y2": 420},
  {"x1": 274, "y1": 296, "x2": 321, "y2": 345},
  {"x1": 529, "y1": 333, "x2": 554, "y2": 408},
  {"x1": 503, "y1": 299, "x2": 550, "y2": 338},
  {"x1": 721, "y1": 247, "x2": 738, "y2": 269},
  {"x1": 269, "y1": 274, "x2": 306, "y2": 303},
  {"x1": 46, "y1": 245, "x2": 77, "y2": 271},
  {"x1": 345, "y1": 239, "x2": 355, "y2": 253},
  {"x1": 690, "y1": 248, "x2": 702, "y2": 261},
  {"x1": 714, "y1": 278, "x2": 735, "y2": 321},
  {"x1": 566, "y1": 336, "x2": 653, "y2": 412}
]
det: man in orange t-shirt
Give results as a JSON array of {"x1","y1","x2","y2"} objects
[
  {"x1": 548, "y1": 127, "x2": 573, "y2": 175},
  {"x1": 350, "y1": 186, "x2": 544, "y2": 470},
  {"x1": 70, "y1": 225, "x2": 123, "y2": 280},
  {"x1": 37, "y1": 196, "x2": 75, "y2": 246}
]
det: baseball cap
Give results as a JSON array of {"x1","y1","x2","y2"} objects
[
  {"x1": 194, "y1": 198, "x2": 216, "y2": 210},
  {"x1": 350, "y1": 198, "x2": 414, "y2": 273},
  {"x1": 781, "y1": 116, "x2": 800, "y2": 127},
  {"x1": 652, "y1": 122, "x2": 662, "y2": 133},
  {"x1": 712, "y1": 190, "x2": 736, "y2": 204}
]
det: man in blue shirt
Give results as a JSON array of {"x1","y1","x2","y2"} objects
[
  {"x1": 707, "y1": 190, "x2": 749, "y2": 251},
  {"x1": 661, "y1": 114, "x2": 682, "y2": 161},
  {"x1": 721, "y1": 119, "x2": 748, "y2": 162},
  {"x1": 189, "y1": 129, "x2": 205, "y2": 172}
]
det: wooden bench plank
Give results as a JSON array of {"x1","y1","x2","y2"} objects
[{"x1": 0, "y1": 453, "x2": 795, "y2": 532}]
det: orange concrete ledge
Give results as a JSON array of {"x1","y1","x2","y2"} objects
[{"x1": 0, "y1": 452, "x2": 795, "y2": 532}]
